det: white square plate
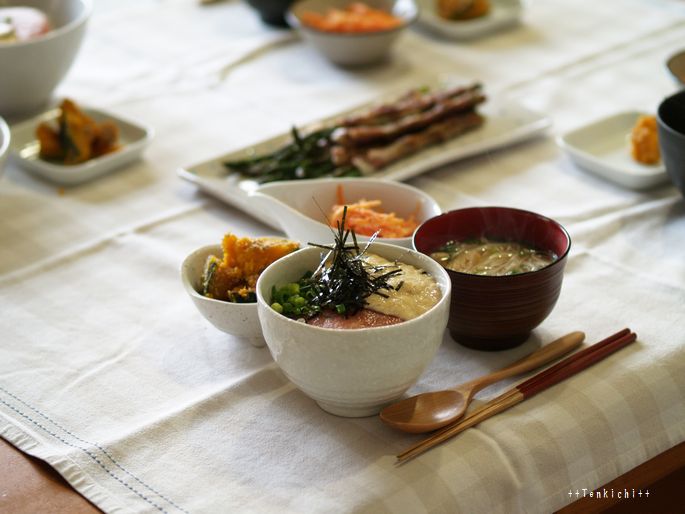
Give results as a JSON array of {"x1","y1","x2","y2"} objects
[
  {"x1": 557, "y1": 111, "x2": 668, "y2": 190},
  {"x1": 10, "y1": 106, "x2": 154, "y2": 185},
  {"x1": 415, "y1": 0, "x2": 522, "y2": 40}
]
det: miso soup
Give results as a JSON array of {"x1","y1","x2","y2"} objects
[{"x1": 430, "y1": 238, "x2": 557, "y2": 276}]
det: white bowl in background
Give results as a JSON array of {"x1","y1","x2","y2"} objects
[
  {"x1": 0, "y1": 116, "x2": 9, "y2": 180},
  {"x1": 287, "y1": 0, "x2": 418, "y2": 66},
  {"x1": 0, "y1": 0, "x2": 91, "y2": 117},
  {"x1": 181, "y1": 244, "x2": 265, "y2": 348},
  {"x1": 249, "y1": 178, "x2": 442, "y2": 248},
  {"x1": 256, "y1": 242, "x2": 451, "y2": 417}
]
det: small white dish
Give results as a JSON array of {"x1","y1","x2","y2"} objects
[
  {"x1": 557, "y1": 111, "x2": 668, "y2": 190},
  {"x1": 9, "y1": 106, "x2": 153, "y2": 185},
  {"x1": 415, "y1": 0, "x2": 522, "y2": 40},
  {"x1": 0, "y1": 115, "x2": 9, "y2": 180},
  {"x1": 249, "y1": 178, "x2": 442, "y2": 248},
  {"x1": 181, "y1": 244, "x2": 265, "y2": 348}
]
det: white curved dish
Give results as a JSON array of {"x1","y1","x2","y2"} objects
[
  {"x1": 415, "y1": 0, "x2": 522, "y2": 40},
  {"x1": 557, "y1": 111, "x2": 668, "y2": 190},
  {"x1": 249, "y1": 178, "x2": 442, "y2": 248},
  {"x1": 9, "y1": 105, "x2": 153, "y2": 185}
]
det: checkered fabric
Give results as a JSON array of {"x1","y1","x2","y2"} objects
[{"x1": 1, "y1": 1, "x2": 684, "y2": 513}]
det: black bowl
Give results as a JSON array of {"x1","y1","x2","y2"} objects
[
  {"x1": 657, "y1": 90, "x2": 685, "y2": 198},
  {"x1": 245, "y1": 0, "x2": 294, "y2": 27}
]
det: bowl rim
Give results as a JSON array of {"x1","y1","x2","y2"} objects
[
  {"x1": 256, "y1": 241, "x2": 451, "y2": 333},
  {"x1": 287, "y1": 0, "x2": 418, "y2": 38},
  {"x1": 181, "y1": 244, "x2": 258, "y2": 311},
  {"x1": 666, "y1": 50, "x2": 685, "y2": 86},
  {"x1": 0, "y1": 116, "x2": 9, "y2": 159},
  {"x1": 0, "y1": 0, "x2": 92, "y2": 49},
  {"x1": 657, "y1": 90, "x2": 685, "y2": 140},
  {"x1": 412, "y1": 206, "x2": 572, "y2": 280}
]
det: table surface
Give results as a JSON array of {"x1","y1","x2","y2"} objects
[{"x1": 1, "y1": 1, "x2": 685, "y2": 513}]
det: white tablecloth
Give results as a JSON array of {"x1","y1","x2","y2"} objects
[{"x1": 1, "y1": 0, "x2": 684, "y2": 513}]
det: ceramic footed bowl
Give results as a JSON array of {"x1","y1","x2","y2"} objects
[
  {"x1": 256, "y1": 242, "x2": 451, "y2": 417},
  {"x1": 181, "y1": 244, "x2": 264, "y2": 348},
  {"x1": 414, "y1": 207, "x2": 571, "y2": 351}
]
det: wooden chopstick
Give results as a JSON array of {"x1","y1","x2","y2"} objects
[{"x1": 396, "y1": 329, "x2": 637, "y2": 463}]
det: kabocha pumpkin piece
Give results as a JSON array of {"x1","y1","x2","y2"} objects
[
  {"x1": 36, "y1": 99, "x2": 121, "y2": 165},
  {"x1": 92, "y1": 120, "x2": 120, "y2": 157},
  {"x1": 36, "y1": 122, "x2": 64, "y2": 160},
  {"x1": 201, "y1": 235, "x2": 299, "y2": 302},
  {"x1": 61, "y1": 99, "x2": 97, "y2": 164}
]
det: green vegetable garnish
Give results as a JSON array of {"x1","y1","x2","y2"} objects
[
  {"x1": 224, "y1": 126, "x2": 361, "y2": 183},
  {"x1": 270, "y1": 207, "x2": 402, "y2": 319}
]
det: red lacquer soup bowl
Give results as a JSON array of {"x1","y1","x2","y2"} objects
[{"x1": 413, "y1": 207, "x2": 571, "y2": 351}]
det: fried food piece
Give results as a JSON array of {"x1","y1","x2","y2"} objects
[
  {"x1": 37, "y1": 99, "x2": 120, "y2": 165},
  {"x1": 630, "y1": 115, "x2": 660, "y2": 165},
  {"x1": 61, "y1": 99, "x2": 97, "y2": 164},
  {"x1": 36, "y1": 123, "x2": 64, "y2": 159},
  {"x1": 202, "y1": 235, "x2": 299, "y2": 302},
  {"x1": 438, "y1": 0, "x2": 490, "y2": 20},
  {"x1": 92, "y1": 121, "x2": 120, "y2": 157}
]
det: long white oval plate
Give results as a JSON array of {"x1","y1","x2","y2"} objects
[
  {"x1": 10, "y1": 106, "x2": 153, "y2": 185},
  {"x1": 178, "y1": 94, "x2": 550, "y2": 229}
]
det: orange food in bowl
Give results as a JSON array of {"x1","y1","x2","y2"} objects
[
  {"x1": 328, "y1": 185, "x2": 419, "y2": 238},
  {"x1": 37, "y1": 99, "x2": 120, "y2": 165},
  {"x1": 300, "y1": 2, "x2": 403, "y2": 33},
  {"x1": 630, "y1": 115, "x2": 660, "y2": 165}
]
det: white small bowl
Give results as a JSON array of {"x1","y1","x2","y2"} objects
[
  {"x1": 0, "y1": 116, "x2": 9, "y2": 180},
  {"x1": 256, "y1": 242, "x2": 451, "y2": 417},
  {"x1": 10, "y1": 105, "x2": 153, "y2": 185},
  {"x1": 287, "y1": 0, "x2": 418, "y2": 66},
  {"x1": 0, "y1": 0, "x2": 91, "y2": 117},
  {"x1": 249, "y1": 178, "x2": 442, "y2": 249},
  {"x1": 181, "y1": 244, "x2": 265, "y2": 348}
]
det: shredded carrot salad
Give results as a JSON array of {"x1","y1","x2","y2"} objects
[
  {"x1": 300, "y1": 3, "x2": 403, "y2": 33},
  {"x1": 328, "y1": 185, "x2": 419, "y2": 238}
]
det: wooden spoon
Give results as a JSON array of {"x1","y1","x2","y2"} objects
[{"x1": 380, "y1": 331, "x2": 585, "y2": 433}]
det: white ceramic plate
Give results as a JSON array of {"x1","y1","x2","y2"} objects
[
  {"x1": 557, "y1": 111, "x2": 668, "y2": 190},
  {"x1": 178, "y1": 96, "x2": 550, "y2": 228},
  {"x1": 415, "y1": 0, "x2": 522, "y2": 40},
  {"x1": 10, "y1": 106, "x2": 153, "y2": 185}
]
